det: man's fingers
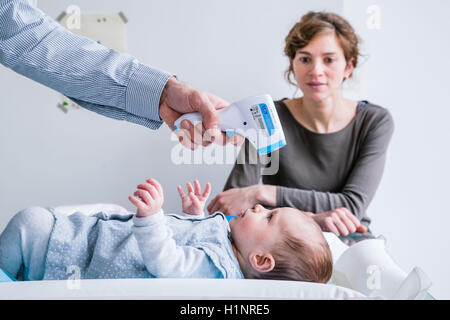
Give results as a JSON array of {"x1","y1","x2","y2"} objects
[
  {"x1": 201, "y1": 113, "x2": 222, "y2": 143},
  {"x1": 159, "y1": 101, "x2": 181, "y2": 131},
  {"x1": 180, "y1": 120, "x2": 201, "y2": 149},
  {"x1": 193, "y1": 122, "x2": 205, "y2": 146},
  {"x1": 176, "y1": 127, "x2": 197, "y2": 150},
  {"x1": 202, "y1": 96, "x2": 226, "y2": 142},
  {"x1": 187, "y1": 91, "x2": 222, "y2": 143},
  {"x1": 228, "y1": 134, "x2": 245, "y2": 147}
]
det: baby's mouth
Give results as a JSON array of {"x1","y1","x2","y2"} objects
[{"x1": 238, "y1": 209, "x2": 246, "y2": 218}]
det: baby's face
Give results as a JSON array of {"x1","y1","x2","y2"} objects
[{"x1": 229, "y1": 205, "x2": 314, "y2": 257}]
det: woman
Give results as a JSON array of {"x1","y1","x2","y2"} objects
[{"x1": 207, "y1": 11, "x2": 394, "y2": 236}]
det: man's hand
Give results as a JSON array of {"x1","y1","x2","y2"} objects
[
  {"x1": 312, "y1": 207, "x2": 367, "y2": 236},
  {"x1": 159, "y1": 77, "x2": 244, "y2": 150},
  {"x1": 177, "y1": 180, "x2": 211, "y2": 216},
  {"x1": 128, "y1": 178, "x2": 164, "y2": 218}
]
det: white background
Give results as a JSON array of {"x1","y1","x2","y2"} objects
[{"x1": 1, "y1": 0, "x2": 449, "y2": 298}]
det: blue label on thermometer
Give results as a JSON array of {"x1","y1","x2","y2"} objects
[{"x1": 259, "y1": 103, "x2": 275, "y2": 136}]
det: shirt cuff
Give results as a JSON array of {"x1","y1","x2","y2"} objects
[
  {"x1": 133, "y1": 209, "x2": 165, "y2": 227},
  {"x1": 125, "y1": 63, "x2": 174, "y2": 125}
]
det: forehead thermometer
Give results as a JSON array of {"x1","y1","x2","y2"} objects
[{"x1": 174, "y1": 94, "x2": 286, "y2": 155}]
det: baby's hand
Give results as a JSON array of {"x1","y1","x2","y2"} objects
[
  {"x1": 128, "y1": 178, "x2": 164, "y2": 218},
  {"x1": 177, "y1": 180, "x2": 211, "y2": 216}
]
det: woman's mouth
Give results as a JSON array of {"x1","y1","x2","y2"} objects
[{"x1": 307, "y1": 82, "x2": 326, "y2": 89}]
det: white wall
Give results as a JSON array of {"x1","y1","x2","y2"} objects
[
  {"x1": 342, "y1": 0, "x2": 450, "y2": 299},
  {"x1": 1, "y1": 0, "x2": 448, "y2": 298}
]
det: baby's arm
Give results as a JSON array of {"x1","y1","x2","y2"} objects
[
  {"x1": 129, "y1": 178, "x2": 219, "y2": 278},
  {"x1": 132, "y1": 212, "x2": 219, "y2": 278}
]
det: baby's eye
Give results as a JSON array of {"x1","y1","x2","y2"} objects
[{"x1": 266, "y1": 213, "x2": 273, "y2": 221}]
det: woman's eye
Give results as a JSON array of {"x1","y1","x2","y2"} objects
[
  {"x1": 325, "y1": 58, "x2": 334, "y2": 63},
  {"x1": 299, "y1": 57, "x2": 310, "y2": 63}
]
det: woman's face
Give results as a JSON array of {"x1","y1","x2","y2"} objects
[{"x1": 291, "y1": 32, "x2": 354, "y2": 102}]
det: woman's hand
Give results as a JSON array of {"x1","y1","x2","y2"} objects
[
  {"x1": 128, "y1": 178, "x2": 164, "y2": 218},
  {"x1": 207, "y1": 185, "x2": 261, "y2": 215},
  {"x1": 177, "y1": 180, "x2": 211, "y2": 216},
  {"x1": 312, "y1": 207, "x2": 367, "y2": 236}
]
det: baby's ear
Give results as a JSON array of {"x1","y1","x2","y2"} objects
[{"x1": 249, "y1": 252, "x2": 275, "y2": 273}]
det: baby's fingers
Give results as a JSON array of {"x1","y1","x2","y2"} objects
[
  {"x1": 134, "y1": 189, "x2": 152, "y2": 205},
  {"x1": 194, "y1": 180, "x2": 202, "y2": 195},
  {"x1": 177, "y1": 185, "x2": 186, "y2": 198},
  {"x1": 146, "y1": 178, "x2": 163, "y2": 196},
  {"x1": 128, "y1": 195, "x2": 145, "y2": 209},
  {"x1": 186, "y1": 182, "x2": 194, "y2": 194},
  {"x1": 137, "y1": 183, "x2": 158, "y2": 200},
  {"x1": 189, "y1": 192, "x2": 202, "y2": 211},
  {"x1": 202, "y1": 182, "x2": 211, "y2": 198}
]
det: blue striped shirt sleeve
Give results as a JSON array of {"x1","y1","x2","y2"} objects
[{"x1": 0, "y1": 0, "x2": 173, "y2": 130}]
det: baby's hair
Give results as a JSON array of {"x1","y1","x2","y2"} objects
[{"x1": 253, "y1": 216, "x2": 333, "y2": 283}]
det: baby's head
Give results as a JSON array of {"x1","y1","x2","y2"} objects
[{"x1": 229, "y1": 204, "x2": 332, "y2": 283}]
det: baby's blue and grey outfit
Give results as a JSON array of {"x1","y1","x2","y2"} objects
[{"x1": 0, "y1": 207, "x2": 243, "y2": 281}]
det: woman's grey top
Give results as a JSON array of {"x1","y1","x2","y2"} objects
[{"x1": 223, "y1": 99, "x2": 394, "y2": 231}]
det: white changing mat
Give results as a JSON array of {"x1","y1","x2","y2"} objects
[{"x1": 0, "y1": 278, "x2": 366, "y2": 300}]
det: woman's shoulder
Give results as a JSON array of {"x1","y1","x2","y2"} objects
[
  {"x1": 274, "y1": 98, "x2": 295, "y2": 117},
  {"x1": 274, "y1": 98, "x2": 288, "y2": 109},
  {"x1": 357, "y1": 100, "x2": 395, "y2": 136},
  {"x1": 358, "y1": 100, "x2": 394, "y2": 126},
  {"x1": 273, "y1": 98, "x2": 295, "y2": 121}
]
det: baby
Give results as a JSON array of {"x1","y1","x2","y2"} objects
[{"x1": 0, "y1": 178, "x2": 332, "y2": 283}]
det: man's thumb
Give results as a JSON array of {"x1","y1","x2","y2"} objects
[{"x1": 201, "y1": 108, "x2": 222, "y2": 142}]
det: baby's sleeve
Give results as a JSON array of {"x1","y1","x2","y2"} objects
[{"x1": 132, "y1": 211, "x2": 221, "y2": 278}]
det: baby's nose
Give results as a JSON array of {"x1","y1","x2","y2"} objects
[{"x1": 254, "y1": 204, "x2": 264, "y2": 212}]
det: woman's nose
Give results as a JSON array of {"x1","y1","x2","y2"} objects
[{"x1": 310, "y1": 60, "x2": 325, "y2": 76}]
